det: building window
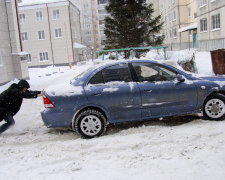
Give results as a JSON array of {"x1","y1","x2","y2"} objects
[
  {"x1": 38, "y1": 30, "x2": 45, "y2": 40},
  {"x1": 189, "y1": 30, "x2": 192, "y2": 36},
  {"x1": 211, "y1": 14, "x2": 220, "y2": 30},
  {"x1": 39, "y1": 52, "x2": 48, "y2": 61},
  {"x1": 173, "y1": 28, "x2": 177, "y2": 38},
  {"x1": 36, "y1": 11, "x2": 43, "y2": 21},
  {"x1": 19, "y1": 13, "x2": 25, "y2": 24},
  {"x1": 55, "y1": 28, "x2": 62, "y2": 38},
  {"x1": 188, "y1": 8, "x2": 191, "y2": 17},
  {"x1": 169, "y1": 29, "x2": 172, "y2": 38},
  {"x1": 84, "y1": 4, "x2": 89, "y2": 8},
  {"x1": 98, "y1": 0, "x2": 108, "y2": 4},
  {"x1": 21, "y1": 32, "x2": 28, "y2": 41},
  {"x1": 53, "y1": 9, "x2": 59, "y2": 20},
  {"x1": 0, "y1": 51, "x2": 2, "y2": 65},
  {"x1": 200, "y1": 18, "x2": 207, "y2": 32},
  {"x1": 173, "y1": 10, "x2": 176, "y2": 21},
  {"x1": 27, "y1": 54, "x2": 32, "y2": 63},
  {"x1": 200, "y1": 0, "x2": 207, "y2": 7}
]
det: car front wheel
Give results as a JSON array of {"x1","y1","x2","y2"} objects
[
  {"x1": 203, "y1": 93, "x2": 225, "y2": 121},
  {"x1": 74, "y1": 109, "x2": 107, "y2": 138}
]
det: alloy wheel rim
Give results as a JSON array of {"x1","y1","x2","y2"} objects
[
  {"x1": 80, "y1": 115, "x2": 102, "y2": 136},
  {"x1": 205, "y1": 99, "x2": 225, "y2": 119}
]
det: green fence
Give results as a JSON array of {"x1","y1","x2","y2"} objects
[{"x1": 96, "y1": 46, "x2": 168, "y2": 60}]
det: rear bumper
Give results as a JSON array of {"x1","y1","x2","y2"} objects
[{"x1": 41, "y1": 109, "x2": 73, "y2": 129}]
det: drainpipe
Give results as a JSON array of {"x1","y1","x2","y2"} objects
[
  {"x1": 46, "y1": 4, "x2": 55, "y2": 66},
  {"x1": 5, "y1": 0, "x2": 13, "y2": 53},
  {"x1": 68, "y1": 1, "x2": 75, "y2": 63},
  {"x1": 177, "y1": 0, "x2": 182, "y2": 50},
  {"x1": 15, "y1": 0, "x2": 23, "y2": 52},
  {"x1": 207, "y1": 0, "x2": 211, "y2": 50}
]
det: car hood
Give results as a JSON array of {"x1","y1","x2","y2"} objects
[
  {"x1": 45, "y1": 82, "x2": 84, "y2": 97},
  {"x1": 197, "y1": 76, "x2": 225, "y2": 88}
]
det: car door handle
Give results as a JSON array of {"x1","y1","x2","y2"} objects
[
  {"x1": 145, "y1": 90, "x2": 152, "y2": 93},
  {"x1": 94, "y1": 93, "x2": 101, "y2": 96}
]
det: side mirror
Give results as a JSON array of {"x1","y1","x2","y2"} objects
[{"x1": 176, "y1": 74, "x2": 185, "y2": 82}]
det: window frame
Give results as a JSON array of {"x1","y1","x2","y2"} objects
[
  {"x1": 38, "y1": 30, "x2": 45, "y2": 40},
  {"x1": 188, "y1": 7, "x2": 191, "y2": 17},
  {"x1": 36, "y1": 11, "x2": 43, "y2": 21},
  {"x1": 55, "y1": 28, "x2": 62, "y2": 38},
  {"x1": 27, "y1": 54, "x2": 32, "y2": 63},
  {"x1": 200, "y1": 18, "x2": 208, "y2": 32},
  {"x1": 211, "y1": 14, "x2": 220, "y2": 30},
  {"x1": 19, "y1": 13, "x2": 25, "y2": 24},
  {"x1": 21, "y1": 32, "x2": 28, "y2": 41},
  {"x1": 0, "y1": 51, "x2": 2, "y2": 66},
  {"x1": 39, "y1": 52, "x2": 49, "y2": 61},
  {"x1": 200, "y1": 0, "x2": 207, "y2": 8},
  {"x1": 131, "y1": 62, "x2": 178, "y2": 83},
  {"x1": 88, "y1": 63, "x2": 133, "y2": 85},
  {"x1": 53, "y1": 9, "x2": 60, "y2": 20},
  {"x1": 173, "y1": 27, "x2": 177, "y2": 38}
]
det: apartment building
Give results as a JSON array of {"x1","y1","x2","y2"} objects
[
  {"x1": 80, "y1": 0, "x2": 101, "y2": 50},
  {"x1": 159, "y1": 0, "x2": 225, "y2": 51},
  {"x1": 158, "y1": 0, "x2": 197, "y2": 50},
  {"x1": 197, "y1": 0, "x2": 225, "y2": 51},
  {"x1": 0, "y1": 0, "x2": 29, "y2": 85},
  {"x1": 97, "y1": 0, "x2": 109, "y2": 48},
  {"x1": 18, "y1": 0, "x2": 82, "y2": 67},
  {"x1": 147, "y1": 0, "x2": 160, "y2": 17}
]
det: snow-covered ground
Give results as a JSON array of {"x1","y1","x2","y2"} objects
[{"x1": 1, "y1": 50, "x2": 225, "y2": 180}]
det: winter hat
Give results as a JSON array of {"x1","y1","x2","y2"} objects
[{"x1": 17, "y1": 79, "x2": 30, "y2": 89}]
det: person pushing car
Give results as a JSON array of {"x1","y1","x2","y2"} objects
[{"x1": 0, "y1": 79, "x2": 43, "y2": 134}]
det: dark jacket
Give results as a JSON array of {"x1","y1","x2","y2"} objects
[{"x1": 0, "y1": 81, "x2": 40, "y2": 121}]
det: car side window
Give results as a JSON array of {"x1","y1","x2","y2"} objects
[
  {"x1": 89, "y1": 71, "x2": 104, "y2": 85},
  {"x1": 132, "y1": 62, "x2": 177, "y2": 82},
  {"x1": 102, "y1": 64, "x2": 132, "y2": 83}
]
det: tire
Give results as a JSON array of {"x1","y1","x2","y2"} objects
[
  {"x1": 74, "y1": 109, "x2": 107, "y2": 139},
  {"x1": 203, "y1": 93, "x2": 225, "y2": 121}
]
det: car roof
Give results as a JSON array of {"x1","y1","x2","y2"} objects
[{"x1": 71, "y1": 59, "x2": 178, "y2": 86}]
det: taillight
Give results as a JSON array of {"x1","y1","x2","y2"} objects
[{"x1": 43, "y1": 95, "x2": 55, "y2": 108}]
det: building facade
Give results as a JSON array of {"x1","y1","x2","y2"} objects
[
  {"x1": 159, "y1": 0, "x2": 225, "y2": 51},
  {"x1": 158, "y1": 0, "x2": 197, "y2": 50},
  {"x1": 19, "y1": 0, "x2": 82, "y2": 67},
  {"x1": 76, "y1": 0, "x2": 101, "y2": 59},
  {"x1": 97, "y1": 0, "x2": 109, "y2": 48},
  {"x1": 0, "y1": 0, "x2": 29, "y2": 85},
  {"x1": 81, "y1": 0, "x2": 101, "y2": 49},
  {"x1": 197, "y1": 0, "x2": 225, "y2": 51}
]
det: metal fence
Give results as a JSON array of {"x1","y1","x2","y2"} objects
[
  {"x1": 198, "y1": 39, "x2": 225, "y2": 51},
  {"x1": 165, "y1": 38, "x2": 225, "y2": 51}
]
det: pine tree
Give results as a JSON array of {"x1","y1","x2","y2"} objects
[{"x1": 104, "y1": 0, "x2": 164, "y2": 57}]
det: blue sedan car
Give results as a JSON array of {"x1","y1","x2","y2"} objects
[{"x1": 41, "y1": 60, "x2": 225, "y2": 138}]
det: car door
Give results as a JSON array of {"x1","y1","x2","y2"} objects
[
  {"x1": 84, "y1": 63, "x2": 141, "y2": 123},
  {"x1": 131, "y1": 62, "x2": 198, "y2": 119}
]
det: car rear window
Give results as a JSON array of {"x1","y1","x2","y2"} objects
[
  {"x1": 89, "y1": 71, "x2": 104, "y2": 85},
  {"x1": 102, "y1": 64, "x2": 132, "y2": 83},
  {"x1": 88, "y1": 63, "x2": 132, "y2": 85}
]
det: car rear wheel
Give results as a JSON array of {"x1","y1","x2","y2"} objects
[
  {"x1": 203, "y1": 93, "x2": 225, "y2": 121},
  {"x1": 74, "y1": 109, "x2": 107, "y2": 138}
]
